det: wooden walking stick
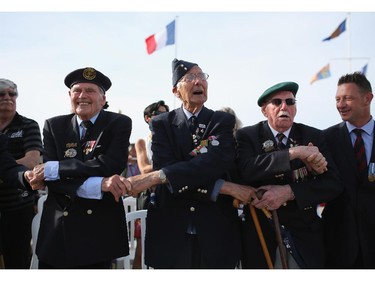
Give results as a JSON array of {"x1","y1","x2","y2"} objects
[
  {"x1": 249, "y1": 204, "x2": 274, "y2": 269},
  {"x1": 256, "y1": 189, "x2": 289, "y2": 269},
  {"x1": 234, "y1": 199, "x2": 273, "y2": 269}
]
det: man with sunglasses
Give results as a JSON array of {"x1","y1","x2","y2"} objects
[
  {"x1": 125, "y1": 58, "x2": 256, "y2": 268},
  {"x1": 236, "y1": 81, "x2": 342, "y2": 268},
  {"x1": 0, "y1": 79, "x2": 43, "y2": 269}
]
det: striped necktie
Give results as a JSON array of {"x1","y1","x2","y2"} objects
[
  {"x1": 276, "y1": 133, "x2": 286, "y2": 150},
  {"x1": 353, "y1": 128, "x2": 367, "y2": 178},
  {"x1": 81, "y1": 120, "x2": 93, "y2": 145}
]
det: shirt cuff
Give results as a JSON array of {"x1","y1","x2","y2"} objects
[
  {"x1": 76, "y1": 177, "x2": 104, "y2": 199},
  {"x1": 210, "y1": 178, "x2": 225, "y2": 201},
  {"x1": 44, "y1": 161, "x2": 60, "y2": 181}
]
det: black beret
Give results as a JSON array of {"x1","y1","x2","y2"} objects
[
  {"x1": 64, "y1": 67, "x2": 112, "y2": 92},
  {"x1": 172, "y1": 58, "x2": 198, "y2": 87},
  {"x1": 257, "y1": 81, "x2": 299, "y2": 106}
]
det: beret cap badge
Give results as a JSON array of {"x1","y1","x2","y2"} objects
[{"x1": 83, "y1": 67, "x2": 96, "y2": 80}]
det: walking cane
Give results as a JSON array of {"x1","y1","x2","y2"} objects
[
  {"x1": 234, "y1": 199, "x2": 273, "y2": 269},
  {"x1": 256, "y1": 189, "x2": 289, "y2": 269}
]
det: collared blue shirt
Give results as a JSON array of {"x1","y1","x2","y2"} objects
[{"x1": 346, "y1": 118, "x2": 374, "y2": 164}]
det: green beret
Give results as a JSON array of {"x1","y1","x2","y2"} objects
[
  {"x1": 257, "y1": 81, "x2": 299, "y2": 106},
  {"x1": 64, "y1": 67, "x2": 112, "y2": 93}
]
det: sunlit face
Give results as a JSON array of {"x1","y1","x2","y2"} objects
[
  {"x1": 69, "y1": 83, "x2": 106, "y2": 121},
  {"x1": 335, "y1": 83, "x2": 373, "y2": 127},
  {"x1": 0, "y1": 87, "x2": 18, "y2": 114},
  {"x1": 173, "y1": 66, "x2": 208, "y2": 114},
  {"x1": 261, "y1": 91, "x2": 297, "y2": 132}
]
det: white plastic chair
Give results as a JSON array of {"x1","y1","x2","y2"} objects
[
  {"x1": 123, "y1": 209, "x2": 148, "y2": 269},
  {"x1": 30, "y1": 194, "x2": 47, "y2": 269},
  {"x1": 123, "y1": 196, "x2": 137, "y2": 213},
  {"x1": 114, "y1": 196, "x2": 139, "y2": 269},
  {"x1": 122, "y1": 196, "x2": 137, "y2": 248}
]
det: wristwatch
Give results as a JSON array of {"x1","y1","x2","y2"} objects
[{"x1": 159, "y1": 169, "x2": 167, "y2": 184}]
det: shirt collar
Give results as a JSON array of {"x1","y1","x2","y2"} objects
[
  {"x1": 77, "y1": 112, "x2": 99, "y2": 127},
  {"x1": 268, "y1": 123, "x2": 292, "y2": 139},
  {"x1": 346, "y1": 118, "x2": 374, "y2": 136}
]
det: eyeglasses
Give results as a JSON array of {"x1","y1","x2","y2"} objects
[
  {"x1": 268, "y1": 98, "x2": 296, "y2": 106},
  {"x1": 181, "y1": 73, "x2": 209, "y2": 83},
  {"x1": 0, "y1": 91, "x2": 17, "y2": 98}
]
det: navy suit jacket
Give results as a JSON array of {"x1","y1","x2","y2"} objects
[
  {"x1": 36, "y1": 110, "x2": 131, "y2": 268},
  {"x1": 236, "y1": 121, "x2": 343, "y2": 268},
  {"x1": 323, "y1": 121, "x2": 375, "y2": 268},
  {"x1": 144, "y1": 106, "x2": 241, "y2": 268}
]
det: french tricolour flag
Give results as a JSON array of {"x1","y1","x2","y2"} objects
[{"x1": 145, "y1": 20, "x2": 175, "y2": 55}]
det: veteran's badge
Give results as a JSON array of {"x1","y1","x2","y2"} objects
[{"x1": 64, "y1": 148, "x2": 77, "y2": 158}]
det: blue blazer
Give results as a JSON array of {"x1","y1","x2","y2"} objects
[
  {"x1": 323, "y1": 121, "x2": 375, "y2": 268},
  {"x1": 236, "y1": 121, "x2": 343, "y2": 268},
  {"x1": 36, "y1": 110, "x2": 132, "y2": 268},
  {"x1": 145, "y1": 106, "x2": 241, "y2": 268}
]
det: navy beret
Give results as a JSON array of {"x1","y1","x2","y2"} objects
[
  {"x1": 172, "y1": 58, "x2": 198, "y2": 87},
  {"x1": 257, "y1": 81, "x2": 299, "y2": 106},
  {"x1": 64, "y1": 67, "x2": 112, "y2": 93}
]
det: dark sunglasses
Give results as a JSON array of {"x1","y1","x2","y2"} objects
[
  {"x1": 0, "y1": 92, "x2": 17, "y2": 98},
  {"x1": 268, "y1": 98, "x2": 296, "y2": 106}
]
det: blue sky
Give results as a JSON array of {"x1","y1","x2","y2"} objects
[{"x1": 1, "y1": 2, "x2": 375, "y2": 144}]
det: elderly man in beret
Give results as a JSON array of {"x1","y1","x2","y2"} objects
[
  {"x1": 125, "y1": 58, "x2": 256, "y2": 269},
  {"x1": 28, "y1": 67, "x2": 132, "y2": 269},
  {"x1": 235, "y1": 81, "x2": 343, "y2": 268}
]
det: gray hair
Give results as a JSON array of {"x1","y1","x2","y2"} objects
[{"x1": 0, "y1": 79, "x2": 18, "y2": 95}]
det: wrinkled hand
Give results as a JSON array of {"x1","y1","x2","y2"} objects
[
  {"x1": 251, "y1": 185, "x2": 294, "y2": 211},
  {"x1": 101, "y1": 175, "x2": 132, "y2": 202},
  {"x1": 304, "y1": 142, "x2": 328, "y2": 174},
  {"x1": 32, "y1": 163, "x2": 45, "y2": 182},
  {"x1": 24, "y1": 170, "x2": 46, "y2": 190},
  {"x1": 127, "y1": 172, "x2": 158, "y2": 198}
]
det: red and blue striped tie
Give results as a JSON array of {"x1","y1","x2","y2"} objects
[{"x1": 353, "y1": 128, "x2": 367, "y2": 178}]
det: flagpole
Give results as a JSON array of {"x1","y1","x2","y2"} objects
[
  {"x1": 175, "y1": 15, "x2": 178, "y2": 59},
  {"x1": 174, "y1": 15, "x2": 178, "y2": 109},
  {"x1": 347, "y1": 12, "x2": 352, "y2": 72}
]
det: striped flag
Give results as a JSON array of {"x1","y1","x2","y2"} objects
[
  {"x1": 145, "y1": 20, "x2": 175, "y2": 55},
  {"x1": 310, "y1": 64, "x2": 331, "y2": 84},
  {"x1": 322, "y1": 19, "x2": 346, "y2": 42}
]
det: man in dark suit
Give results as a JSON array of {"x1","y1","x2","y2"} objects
[
  {"x1": 323, "y1": 72, "x2": 375, "y2": 268},
  {"x1": 236, "y1": 81, "x2": 343, "y2": 268},
  {"x1": 28, "y1": 67, "x2": 132, "y2": 269},
  {"x1": 126, "y1": 58, "x2": 256, "y2": 269}
]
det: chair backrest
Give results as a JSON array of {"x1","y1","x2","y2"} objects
[
  {"x1": 122, "y1": 196, "x2": 137, "y2": 250},
  {"x1": 124, "y1": 209, "x2": 148, "y2": 269},
  {"x1": 123, "y1": 196, "x2": 137, "y2": 213},
  {"x1": 30, "y1": 194, "x2": 47, "y2": 269}
]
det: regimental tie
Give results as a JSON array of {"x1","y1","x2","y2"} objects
[
  {"x1": 189, "y1": 115, "x2": 197, "y2": 134},
  {"x1": 276, "y1": 133, "x2": 286, "y2": 150},
  {"x1": 353, "y1": 128, "x2": 367, "y2": 178},
  {"x1": 81, "y1": 120, "x2": 93, "y2": 150}
]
